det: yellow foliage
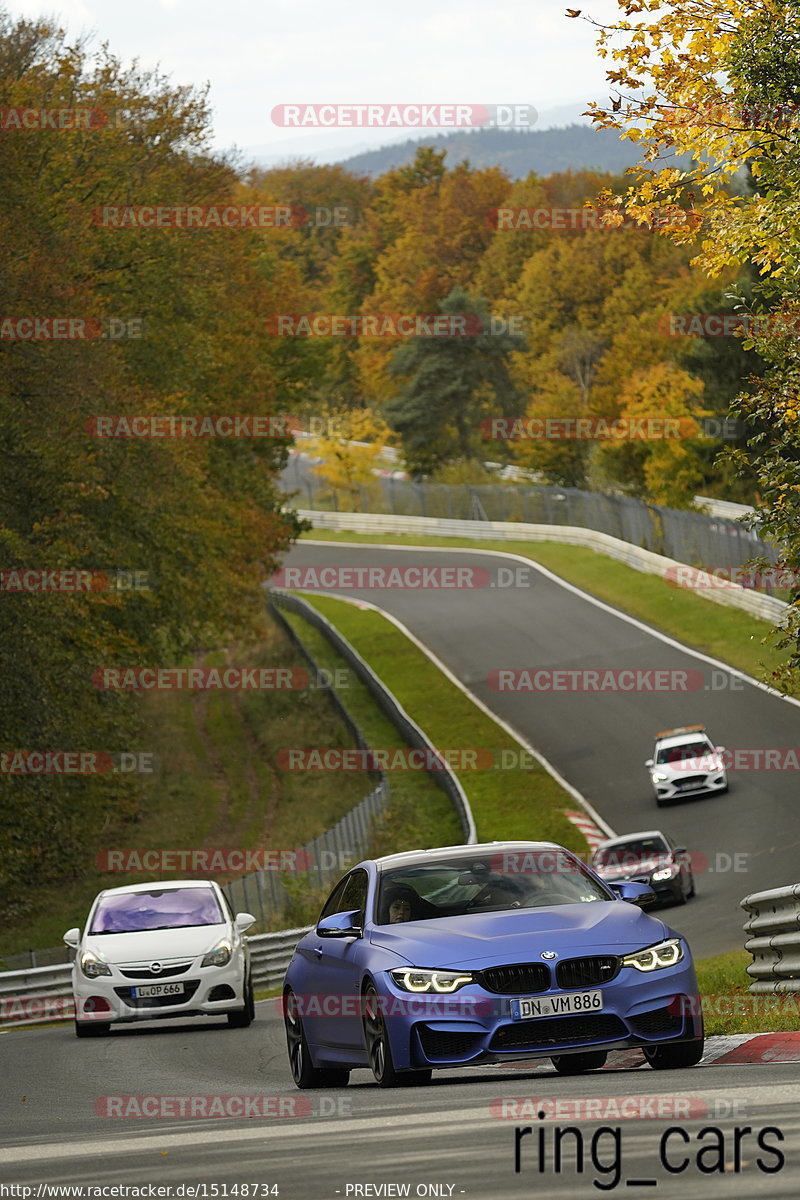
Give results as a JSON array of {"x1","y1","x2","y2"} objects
[
  {"x1": 305, "y1": 408, "x2": 394, "y2": 500},
  {"x1": 586, "y1": 0, "x2": 794, "y2": 278}
]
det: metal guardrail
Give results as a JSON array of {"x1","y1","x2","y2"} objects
[
  {"x1": 270, "y1": 590, "x2": 477, "y2": 844},
  {"x1": 2, "y1": 586, "x2": 475, "y2": 990},
  {"x1": 294, "y1": 509, "x2": 789, "y2": 625},
  {"x1": 282, "y1": 464, "x2": 777, "y2": 576},
  {"x1": 741, "y1": 885, "x2": 800, "y2": 992},
  {"x1": 0, "y1": 926, "x2": 314, "y2": 1028},
  {"x1": 222, "y1": 781, "x2": 387, "y2": 922},
  {"x1": 221, "y1": 589, "x2": 392, "y2": 923}
]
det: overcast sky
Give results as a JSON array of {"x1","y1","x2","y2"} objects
[{"x1": 4, "y1": 0, "x2": 623, "y2": 163}]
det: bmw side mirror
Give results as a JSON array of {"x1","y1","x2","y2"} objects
[
  {"x1": 316, "y1": 909, "x2": 362, "y2": 938},
  {"x1": 235, "y1": 912, "x2": 256, "y2": 932},
  {"x1": 63, "y1": 927, "x2": 80, "y2": 948},
  {"x1": 609, "y1": 881, "x2": 656, "y2": 907}
]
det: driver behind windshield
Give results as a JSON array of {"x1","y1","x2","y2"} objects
[{"x1": 379, "y1": 884, "x2": 420, "y2": 924}]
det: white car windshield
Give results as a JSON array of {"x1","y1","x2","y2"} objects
[
  {"x1": 656, "y1": 740, "x2": 712, "y2": 764},
  {"x1": 594, "y1": 838, "x2": 669, "y2": 867},
  {"x1": 89, "y1": 888, "x2": 224, "y2": 933}
]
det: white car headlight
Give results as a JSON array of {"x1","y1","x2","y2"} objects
[
  {"x1": 652, "y1": 867, "x2": 678, "y2": 881},
  {"x1": 390, "y1": 968, "x2": 473, "y2": 993},
  {"x1": 80, "y1": 952, "x2": 112, "y2": 978},
  {"x1": 622, "y1": 938, "x2": 684, "y2": 972},
  {"x1": 201, "y1": 940, "x2": 232, "y2": 967},
  {"x1": 651, "y1": 772, "x2": 669, "y2": 782}
]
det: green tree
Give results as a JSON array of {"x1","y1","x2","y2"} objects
[
  {"x1": 386, "y1": 287, "x2": 525, "y2": 476},
  {"x1": 0, "y1": 13, "x2": 300, "y2": 913}
]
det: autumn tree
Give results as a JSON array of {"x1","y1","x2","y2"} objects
[
  {"x1": 0, "y1": 13, "x2": 299, "y2": 911},
  {"x1": 581, "y1": 0, "x2": 800, "y2": 685},
  {"x1": 305, "y1": 407, "x2": 393, "y2": 509}
]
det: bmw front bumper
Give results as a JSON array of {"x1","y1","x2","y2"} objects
[{"x1": 376, "y1": 957, "x2": 703, "y2": 1071}]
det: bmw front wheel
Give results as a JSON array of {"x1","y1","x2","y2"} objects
[
  {"x1": 644, "y1": 1039, "x2": 704, "y2": 1069},
  {"x1": 283, "y1": 988, "x2": 350, "y2": 1089},
  {"x1": 361, "y1": 983, "x2": 431, "y2": 1088},
  {"x1": 551, "y1": 1051, "x2": 607, "y2": 1074}
]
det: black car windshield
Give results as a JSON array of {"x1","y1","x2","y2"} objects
[
  {"x1": 656, "y1": 740, "x2": 712, "y2": 764},
  {"x1": 593, "y1": 838, "x2": 669, "y2": 867},
  {"x1": 375, "y1": 850, "x2": 612, "y2": 924},
  {"x1": 89, "y1": 888, "x2": 224, "y2": 933}
]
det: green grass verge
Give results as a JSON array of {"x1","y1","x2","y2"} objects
[
  {"x1": 696, "y1": 950, "x2": 800, "y2": 1035},
  {"x1": 293, "y1": 593, "x2": 587, "y2": 855},
  {"x1": 279, "y1": 608, "x2": 461, "y2": 855},
  {"x1": 292, "y1": 537, "x2": 798, "y2": 1036},
  {"x1": 1, "y1": 613, "x2": 378, "y2": 960},
  {"x1": 299, "y1": 529, "x2": 789, "y2": 687}
]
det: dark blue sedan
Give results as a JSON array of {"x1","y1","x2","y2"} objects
[{"x1": 283, "y1": 841, "x2": 704, "y2": 1088}]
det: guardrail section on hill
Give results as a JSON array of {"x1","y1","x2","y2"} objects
[
  {"x1": 742, "y1": 885, "x2": 800, "y2": 993},
  {"x1": 294, "y1": 509, "x2": 789, "y2": 625}
]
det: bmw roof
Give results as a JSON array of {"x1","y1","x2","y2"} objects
[{"x1": 371, "y1": 841, "x2": 570, "y2": 871}]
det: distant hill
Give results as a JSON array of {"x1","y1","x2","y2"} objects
[{"x1": 339, "y1": 124, "x2": 686, "y2": 180}]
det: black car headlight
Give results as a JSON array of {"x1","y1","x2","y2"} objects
[
  {"x1": 622, "y1": 938, "x2": 684, "y2": 972},
  {"x1": 389, "y1": 968, "x2": 473, "y2": 993}
]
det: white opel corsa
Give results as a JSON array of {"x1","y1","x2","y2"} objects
[{"x1": 63, "y1": 880, "x2": 256, "y2": 1038}]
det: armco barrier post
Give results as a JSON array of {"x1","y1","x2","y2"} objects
[{"x1": 741, "y1": 884, "x2": 800, "y2": 993}]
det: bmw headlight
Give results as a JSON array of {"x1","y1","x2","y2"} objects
[
  {"x1": 651, "y1": 772, "x2": 669, "y2": 782},
  {"x1": 652, "y1": 866, "x2": 678, "y2": 881},
  {"x1": 80, "y1": 952, "x2": 112, "y2": 978},
  {"x1": 622, "y1": 938, "x2": 684, "y2": 972},
  {"x1": 390, "y1": 968, "x2": 473, "y2": 993},
  {"x1": 201, "y1": 940, "x2": 232, "y2": 967}
]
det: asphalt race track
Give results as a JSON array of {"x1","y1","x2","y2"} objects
[
  {"x1": 6, "y1": 536, "x2": 800, "y2": 1199},
  {"x1": 280, "y1": 539, "x2": 800, "y2": 959},
  {"x1": 3, "y1": 1010, "x2": 800, "y2": 1199}
]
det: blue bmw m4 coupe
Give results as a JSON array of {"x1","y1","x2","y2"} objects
[{"x1": 283, "y1": 841, "x2": 704, "y2": 1088}]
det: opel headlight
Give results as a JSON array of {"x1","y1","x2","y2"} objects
[
  {"x1": 652, "y1": 772, "x2": 669, "y2": 782},
  {"x1": 622, "y1": 938, "x2": 684, "y2": 972},
  {"x1": 80, "y1": 952, "x2": 112, "y2": 978},
  {"x1": 390, "y1": 968, "x2": 473, "y2": 993},
  {"x1": 201, "y1": 940, "x2": 232, "y2": 967}
]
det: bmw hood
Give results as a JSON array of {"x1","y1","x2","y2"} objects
[
  {"x1": 369, "y1": 902, "x2": 670, "y2": 969},
  {"x1": 81, "y1": 924, "x2": 228, "y2": 965}
]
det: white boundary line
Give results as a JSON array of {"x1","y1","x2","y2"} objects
[
  {"x1": 299, "y1": 537, "x2": 800, "y2": 712},
  {"x1": 292, "y1": 569, "x2": 616, "y2": 840}
]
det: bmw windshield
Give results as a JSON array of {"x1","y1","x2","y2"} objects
[{"x1": 375, "y1": 850, "x2": 612, "y2": 924}]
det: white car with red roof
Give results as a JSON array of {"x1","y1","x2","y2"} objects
[{"x1": 645, "y1": 725, "x2": 728, "y2": 806}]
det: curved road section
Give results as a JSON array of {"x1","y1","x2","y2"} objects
[
  {"x1": 280, "y1": 539, "x2": 800, "y2": 958},
  {"x1": 5, "y1": 538, "x2": 800, "y2": 1197}
]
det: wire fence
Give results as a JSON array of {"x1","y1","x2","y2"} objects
[
  {"x1": 283, "y1": 465, "x2": 777, "y2": 583},
  {"x1": 223, "y1": 781, "x2": 388, "y2": 925},
  {"x1": 2, "y1": 599, "x2": 390, "y2": 970}
]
